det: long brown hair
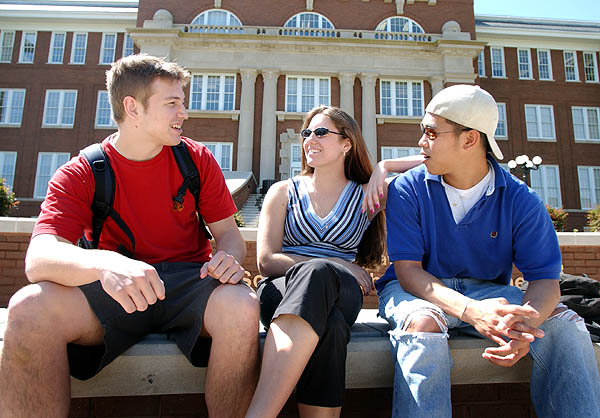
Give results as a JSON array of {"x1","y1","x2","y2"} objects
[{"x1": 300, "y1": 106, "x2": 385, "y2": 268}]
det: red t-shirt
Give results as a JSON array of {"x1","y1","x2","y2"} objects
[{"x1": 33, "y1": 136, "x2": 237, "y2": 264}]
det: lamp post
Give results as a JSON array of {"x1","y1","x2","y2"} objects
[{"x1": 507, "y1": 154, "x2": 542, "y2": 185}]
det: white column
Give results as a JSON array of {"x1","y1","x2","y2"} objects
[
  {"x1": 259, "y1": 69, "x2": 279, "y2": 184},
  {"x1": 236, "y1": 69, "x2": 257, "y2": 172},
  {"x1": 430, "y1": 76, "x2": 445, "y2": 97},
  {"x1": 338, "y1": 72, "x2": 355, "y2": 117},
  {"x1": 360, "y1": 72, "x2": 378, "y2": 164}
]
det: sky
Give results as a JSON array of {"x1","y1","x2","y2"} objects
[{"x1": 474, "y1": 0, "x2": 600, "y2": 21}]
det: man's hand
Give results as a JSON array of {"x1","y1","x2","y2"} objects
[
  {"x1": 464, "y1": 297, "x2": 543, "y2": 346},
  {"x1": 200, "y1": 250, "x2": 246, "y2": 284},
  {"x1": 482, "y1": 339, "x2": 531, "y2": 367},
  {"x1": 99, "y1": 258, "x2": 165, "y2": 314}
]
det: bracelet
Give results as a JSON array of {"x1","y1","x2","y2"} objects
[{"x1": 460, "y1": 300, "x2": 473, "y2": 321}]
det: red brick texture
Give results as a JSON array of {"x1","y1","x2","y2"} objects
[{"x1": 1, "y1": 232, "x2": 599, "y2": 307}]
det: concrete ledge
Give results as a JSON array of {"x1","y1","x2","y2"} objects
[{"x1": 2, "y1": 308, "x2": 598, "y2": 398}]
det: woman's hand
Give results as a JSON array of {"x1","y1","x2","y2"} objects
[{"x1": 362, "y1": 161, "x2": 388, "y2": 215}]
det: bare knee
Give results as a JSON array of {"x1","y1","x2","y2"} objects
[
  {"x1": 205, "y1": 284, "x2": 259, "y2": 337},
  {"x1": 404, "y1": 312, "x2": 445, "y2": 333}
]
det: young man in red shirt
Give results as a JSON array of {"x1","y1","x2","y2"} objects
[{"x1": 0, "y1": 54, "x2": 259, "y2": 418}]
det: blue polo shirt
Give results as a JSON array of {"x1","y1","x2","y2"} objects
[{"x1": 375, "y1": 156, "x2": 562, "y2": 294}]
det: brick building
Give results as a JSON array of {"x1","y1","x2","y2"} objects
[{"x1": 1, "y1": 0, "x2": 599, "y2": 229}]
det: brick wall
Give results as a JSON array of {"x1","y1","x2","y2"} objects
[{"x1": 2, "y1": 228, "x2": 599, "y2": 308}]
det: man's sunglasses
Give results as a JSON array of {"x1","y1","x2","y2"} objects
[
  {"x1": 301, "y1": 127, "x2": 346, "y2": 138},
  {"x1": 420, "y1": 123, "x2": 471, "y2": 140}
]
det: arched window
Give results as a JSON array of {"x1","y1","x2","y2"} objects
[
  {"x1": 376, "y1": 17, "x2": 424, "y2": 34},
  {"x1": 191, "y1": 9, "x2": 242, "y2": 26},
  {"x1": 284, "y1": 12, "x2": 334, "y2": 29}
]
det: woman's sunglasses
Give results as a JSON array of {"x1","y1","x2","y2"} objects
[{"x1": 301, "y1": 127, "x2": 346, "y2": 138}]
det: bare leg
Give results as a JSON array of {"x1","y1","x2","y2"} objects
[
  {"x1": 202, "y1": 283, "x2": 260, "y2": 418},
  {"x1": 246, "y1": 314, "x2": 319, "y2": 418},
  {"x1": 298, "y1": 404, "x2": 341, "y2": 418},
  {"x1": 0, "y1": 283, "x2": 104, "y2": 418}
]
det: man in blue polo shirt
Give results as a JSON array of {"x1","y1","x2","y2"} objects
[{"x1": 371, "y1": 84, "x2": 600, "y2": 417}]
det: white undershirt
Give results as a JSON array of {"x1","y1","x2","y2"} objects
[{"x1": 441, "y1": 162, "x2": 495, "y2": 224}]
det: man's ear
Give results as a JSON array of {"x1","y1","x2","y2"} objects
[
  {"x1": 122, "y1": 96, "x2": 141, "y2": 121},
  {"x1": 463, "y1": 129, "x2": 480, "y2": 151}
]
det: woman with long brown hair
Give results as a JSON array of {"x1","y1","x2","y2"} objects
[{"x1": 246, "y1": 106, "x2": 423, "y2": 418}]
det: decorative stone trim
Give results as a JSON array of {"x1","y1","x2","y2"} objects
[{"x1": 279, "y1": 128, "x2": 302, "y2": 180}]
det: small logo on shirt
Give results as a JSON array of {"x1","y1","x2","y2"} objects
[
  {"x1": 173, "y1": 201, "x2": 184, "y2": 212},
  {"x1": 490, "y1": 231, "x2": 498, "y2": 238}
]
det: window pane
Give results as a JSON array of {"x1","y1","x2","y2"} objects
[
  {"x1": 123, "y1": 34, "x2": 134, "y2": 57},
  {"x1": 286, "y1": 77, "x2": 297, "y2": 112},
  {"x1": 9, "y1": 90, "x2": 24, "y2": 124},
  {"x1": 496, "y1": 104, "x2": 506, "y2": 137},
  {"x1": 96, "y1": 91, "x2": 113, "y2": 126},
  {"x1": 478, "y1": 51, "x2": 485, "y2": 77},
  {"x1": 61, "y1": 92, "x2": 77, "y2": 125},
  {"x1": 412, "y1": 82, "x2": 422, "y2": 116},
  {"x1": 583, "y1": 52, "x2": 598, "y2": 82},
  {"x1": 191, "y1": 75, "x2": 203, "y2": 110},
  {"x1": 491, "y1": 48, "x2": 504, "y2": 77},
  {"x1": 538, "y1": 50, "x2": 551, "y2": 79},
  {"x1": 572, "y1": 108, "x2": 586, "y2": 139},
  {"x1": 220, "y1": 143, "x2": 232, "y2": 170},
  {"x1": 381, "y1": 81, "x2": 391, "y2": 115},
  {"x1": 21, "y1": 32, "x2": 36, "y2": 63},
  {"x1": 396, "y1": 82, "x2": 408, "y2": 116},
  {"x1": 564, "y1": 52, "x2": 577, "y2": 81},
  {"x1": 0, "y1": 31, "x2": 14, "y2": 62},
  {"x1": 588, "y1": 108, "x2": 600, "y2": 139},
  {"x1": 71, "y1": 33, "x2": 87, "y2": 64},
  {"x1": 0, "y1": 152, "x2": 17, "y2": 189},
  {"x1": 319, "y1": 79, "x2": 329, "y2": 106},
  {"x1": 578, "y1": 167, "x2": 592, "y2": 209},
  {"x1": 206, "y1": 76, "x2": 220, "y2": 111},
  {"x1": 101, "y1": 34, "x2": 116, "y2": 64},
  {"x1": 540, "y1": 107, "x2": 554, "y2": 138},
  {"x1": 301, "y1": 78, "x2": 314, "y2": 112},
  {"x1": 44, "y1": 91, "x2": 61, "y2": 125},
  {"x1": 525, "y1": 106, "x2": 538, "y2": 137},
  {"x1": 50, "y1": 33, "x2": 65, "y2": 63},
  {"x1": 518, "y1": 49, "x2": 531, "y2": 78}
]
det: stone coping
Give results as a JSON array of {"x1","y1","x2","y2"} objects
[
  {"x1": 1, "y1": 216, "x2": 598, "y2": 246},
  {"x1": 1, "y1": 308, "x2": 599, "y2": 397}
]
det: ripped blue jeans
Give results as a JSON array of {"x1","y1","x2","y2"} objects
[{"x1": 378, "y1": 279, "x2": 600, "y2": 418}]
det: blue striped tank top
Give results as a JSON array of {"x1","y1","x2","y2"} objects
[{"x1": 282, "y1": 176, "x2": 371, "y2": 261}]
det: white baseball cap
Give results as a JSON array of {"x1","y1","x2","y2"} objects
[{"x1": 425, "y1": 84, "x2": 503, "y2": 160}]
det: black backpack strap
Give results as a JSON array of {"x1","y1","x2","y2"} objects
[
  {"x1": 80, "y1": 143, "x2": 135, "y2": 258},
  {"x1": 170, "y1": 141, "x2": 212, "y2": 240}
]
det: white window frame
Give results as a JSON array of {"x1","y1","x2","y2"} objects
[
  {"x1": 572, "y1": 106, "x2": 600, "y2": 142},
  {"x1": 583, "y1": 52, "x2": 599, "y2": 83},
  {"x1": 477, "y1": 50, "x2": 485, "y2": 77},
  {"x1": 48, "y1": 32, "x2": 66, "y2": 64},
  {"x1": 99, "y1": 33, "x2": 117, "y2": 65},
  {"x1": 204, "y1": 142, "x2": 233, "y2": 171},
  {"x1": 95, "y1": 90, "x2": 116, "y2": 129},
  {"x1": 191, "y1": 9, "x2": 242, "y2": 26},
  {"x1": 18, "y1": 31, "x2": 37, "y2": 63},
  {"x1": 564, "y1": 51, "x2": 579, "y2": 82},
  {"x1": 70, "y1": 32, "x2": 87, "y2": 64},
  {"x1": 285, "y1": 76, "x2": 331, "y2": 113},
  {"x1": 380, "y1": 146, "x2": 420, "y2": 161},
  {"x1": 122, "y1": 33, "x2": 134, "y2": 57},
  {"x1": 0, "y1": 30, "x2": 15, "y2": 63},
  {"x1": 284, "y1": 12, "x2": 335, "y2": 30},
  {"x1": 524, "y1": 104, "x2": 555, "y2": 141},
  {"x1": 379, "y1": 80, "x2": 424, "y2": 117},
  {"x1": 189, "y1": 74, "x2": 236, "y2": 111},
  {"x1": 0, "y1": 151, "x2": 17, "y2": 190},
  {"x1": 577, "y1": 166, "x2": 600, "y2": 209},
  {"x1": 33, "y1": 152, "x2": 70, "y2": 199},
  {"x1": 290, "y1": 143, "x2": 302, "y2": 177},
  {"x1": 495, "y1": 103, "x2": 507, "y2": 139},
  {"x1": 0, "y1": 88, "x2": 26, "y2": 127},
  {"x1": 490, "y1": 47, "x2": 506, "y2": 78},
  {"x1": 42, "y1": 89, "x2": 78, "y2": 128},
  {"x1": 375, "y1": 16, "x2": 424, "y2": 34},
  {"x1": 537, "y1": 49, "x2": 553, "y2": 81},
  {"x1": 517, "y1": 48, "x2": 533, "y2": 79},
  {"x1": 530, "y1": 165, "x2": 562, "y2": 208}
]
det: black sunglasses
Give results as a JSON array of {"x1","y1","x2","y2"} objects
[
  {"x1": 301, "y1": 127, "x2": 346, "y2": 138},
  {"x1": 420, "y1": 123, "x2": 471, "y2": 140}
]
